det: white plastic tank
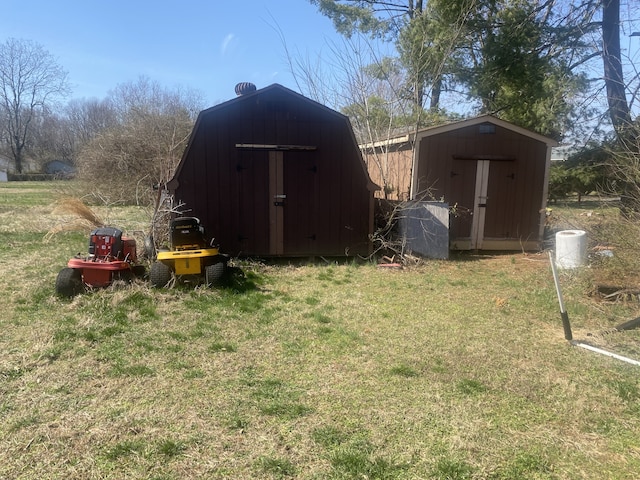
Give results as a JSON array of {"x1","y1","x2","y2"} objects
[{"x1": 555, "y1": 230, "x2": 587, "y2": 269}]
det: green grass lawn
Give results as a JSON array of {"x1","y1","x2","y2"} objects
[{"x1": 1, "y1": 182, "x2": 639, "y2": 479}]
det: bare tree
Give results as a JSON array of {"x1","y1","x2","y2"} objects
[
  {"x1": 0, "y1": 38, "x2": 70, "y2": 173},
  {"x1": 77, "y1": 77, "x2": 204, "y2": 206},
  {"x1": 283, "y1": 30, "x2": 417, "y2": 198},
  {"x1": 65, "y1": 98, "x2": 118, "y2": 149},
  {"x1": 29, "y1": 108, "x2": 74, "y2": 167}
]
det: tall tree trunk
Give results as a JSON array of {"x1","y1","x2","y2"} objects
[
  {"x1": 602, "y1": 0, "x2": 631, "y2": 135},
  {"x1": 429, "y1": 77, "x2": 442, "y2": 112},
  {"x1": 602, "y1": 0, "x2": 639, "y2": 212},
  {"x1": 11, "y1": 135, "x2": 24, "y2": 174}
]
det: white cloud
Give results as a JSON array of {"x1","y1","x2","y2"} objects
[{"x1": 221, "y1": 34, "x2": 235, "y2": 55}]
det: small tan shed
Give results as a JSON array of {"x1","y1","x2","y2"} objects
[{"x1": 363, "y1": 115, "x2": 558, "y2": 251}]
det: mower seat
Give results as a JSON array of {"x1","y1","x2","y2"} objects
[{"x1": 171, "y1": 217, "x2": 207, "y2": 250}]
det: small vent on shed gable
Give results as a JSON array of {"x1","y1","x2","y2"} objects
[
  {"x1": 479, "y1": 123, "x2": 496, "y2": 134},
  {"x1": 235, "y1": 82, "x2": 257, "y2": 96}
]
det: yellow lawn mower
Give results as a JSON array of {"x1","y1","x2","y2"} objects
[{"x1": 149, "y1": 216, "x2": 229, "y2": 288}]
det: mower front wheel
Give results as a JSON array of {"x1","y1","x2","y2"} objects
[
  {"x1": 56, "y1": 268, "x2": 84, "y2": 297},
  {"x1": 150, "y1": 262, "x2": 172, "y2": 288},
  {"x1": 205, "y1": 261, "x2": 226, "y2": 287}
]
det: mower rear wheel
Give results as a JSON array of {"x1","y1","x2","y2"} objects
[
  {"x1": 150, "y1": 262, "x2": 172, "y2": 288},
  {"x1": 56, "y1": 268, "x2": 84, "y2": 297},
  {"x1": 205, "y1": 261, "x2": 226, "y2": 287}
]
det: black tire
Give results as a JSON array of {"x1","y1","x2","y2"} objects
[
  {"x1": 205, "y1": 261, "x2": 226, "y2": 287},
  {"x1": 149, "y1": 262, "x2": 172, "y2": 288},
  {"x1": 55, "y1": 268, "x2": 84, "y2": 297}
]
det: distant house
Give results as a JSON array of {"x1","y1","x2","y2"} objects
[
  {"x1": 550, "y1": 145, "x2": 575, "y2": 163},
  {"x1": 167, "y1": 83, "x2": 379, "y2": 257},
  {"x1": 362, "y1": 115, "x2": 558, "y2": 251},
  {"x1": 0, "y1": 155, "x2": 10, "y2": 182},
  {"x1": 45, "y1": 160, "x2": 76, "y2": 178}
]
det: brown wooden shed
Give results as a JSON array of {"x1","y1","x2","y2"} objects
[
  {"x1": 362, "y1": 115, "x2": 558, "y2": 251},
  {"x1": 167, "y1": 83, "x2": 378, "y2": 257}
]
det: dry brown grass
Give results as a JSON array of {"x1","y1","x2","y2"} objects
[{"x1": 46, "y1": 196, "x2": 105, "y2": 235}]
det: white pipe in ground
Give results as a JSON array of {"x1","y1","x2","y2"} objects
[
  {"x1": 549, "y1": 251, "x2": 639, "y2": 366},
  {"x1": 572, "y1": 342, "x2": 640, "y2": 367}
]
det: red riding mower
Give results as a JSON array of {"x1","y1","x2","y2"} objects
[
  {"x1": 149, "y1": 216, "x2": 229, "y2": 288},
  {"x1": 55, "y1": 227, "x2": 145, "y2": 297}
]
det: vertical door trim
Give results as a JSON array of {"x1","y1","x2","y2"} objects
[
  {"x1": 269, "y1": 151, "x2": 284, "y2": 255},
  {"x1": 470, "y1": 160, "x2": 490, "y2": 249}
]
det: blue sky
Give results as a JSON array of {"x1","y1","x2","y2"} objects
[
  {"x1": 1, "y1": 1, "x2": 341, "y2": 106},
  {"x1": 4, "y1": 1, "x2": 639, "y2": 119}
]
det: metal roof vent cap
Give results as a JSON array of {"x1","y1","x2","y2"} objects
[{"x1": 235, "y1": 82, "x2": 257, "y2": 96}]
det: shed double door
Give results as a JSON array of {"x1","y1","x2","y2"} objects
[
  {"x1": 450, "y1": 158, "x2": 516, "y2": 249},
  {"x1": 238, "y1": 150, "x2": 318, "y2": 256}
]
